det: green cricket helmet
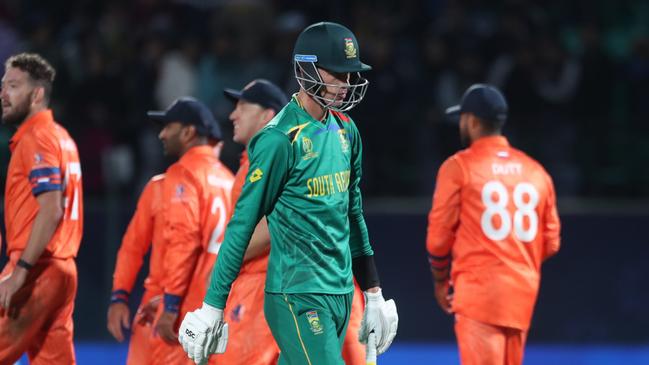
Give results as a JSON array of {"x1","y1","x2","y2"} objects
[{"x1": 293, "y1": 21, "x2": 371, "y2": 112}]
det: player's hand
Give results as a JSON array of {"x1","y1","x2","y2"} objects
[
  {"x1": 359, "y1": 288, "x2": 398, "y2": 355},
  {"x1": 136, "y1": 295, "x2": 161, "y2": 325},
  {"x1": 0, "y1": 268, "x2": 27, "y2": 310},
  {"x1": 434, "y1": 280, "x2": 453, "y2": 315},
  {"x1": 156, "y1": 311, "x2": 179, "y2": 344},
  {"x1": 107, "y1": 302, "x2": 131, "y2": 342},
  {"x1": 178, "y1": 302, "x2": 228, "y2": 365}
]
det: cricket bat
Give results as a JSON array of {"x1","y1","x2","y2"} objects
[{"x1": 366, "y1": 331, "x2": 377, "y2": 365}]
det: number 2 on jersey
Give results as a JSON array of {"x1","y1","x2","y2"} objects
[
  {"x1": 481, "y1": 181, "x2": 539, "y2": 242},
  {"x1": 207, "y1": 196, "x2": 227, "y2": 254}
]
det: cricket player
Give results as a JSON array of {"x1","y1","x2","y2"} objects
[
  {"x1": 208, "y1": 78, "x2": 287, "y2": 365},
  {"x1": 178, "y1": 21, "x2": 398, "y2": 365},
  {"x1": 148, "y1": 97, "x2": 234, "y2": 364},
  {"x1": 426, "y1": 84, "x2": 561, "y2": 365},
  {"x1": 0, "y1": 53, "x2": 83, "y2": 364}
]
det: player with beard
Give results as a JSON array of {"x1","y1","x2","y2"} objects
[{"x1": 0, "y1": 53, "x2": 83, "y2": 364}]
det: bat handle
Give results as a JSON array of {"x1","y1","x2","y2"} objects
[{"x1": 366, "y1": 331, "x2": 377, "y2": 365}]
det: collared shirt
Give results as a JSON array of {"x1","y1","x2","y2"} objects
[
  {"x1": 427, "y1": 136, "x2": 561, "y2": 330},
  {"x1": 161, "y1": 145, "x2": 234, "y2": 313},
  {"x1": 4, "y1": 109, "x2": 83, "y2": 259}
]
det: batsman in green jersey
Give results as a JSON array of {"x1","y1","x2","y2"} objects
[{"x1": 178, "y1": 21, "x2": 399, "y2": 365}]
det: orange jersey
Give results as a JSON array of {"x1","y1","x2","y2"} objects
[
  {"x1": 426, "y1": 136, "x2": 560, "y2": 330},
  {"x1": 161, "y1": 145, "x2": 234, "y2": 313},
  {"x1": 4, "y1": 109, "x2": 83, "y2": 259},
  {"x1": 111, "y1": 174, "x2": 165, "y2": 297}
]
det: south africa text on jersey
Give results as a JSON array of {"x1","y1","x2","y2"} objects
[{"x1": 306, "y1": 170, "x2": 350, "y2": 198}]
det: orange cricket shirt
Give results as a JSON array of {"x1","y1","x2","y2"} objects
[
  {"x1": 161, "y1": 145, "x2": 234, "y2": 312},
  {"x1": 4, "y1": 109, "x2": 83, "y2": 259},
  {"x1": 111, "y1": 174, "x2": 165, "y2": 297},
  {"x1": 426, "y1": 136, "x2": 560, "y2": 330}
]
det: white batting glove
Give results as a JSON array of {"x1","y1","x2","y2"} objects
[
  {"x1": 178, "y1": 302, "x2": 228, "y2": 365},
  {"x1": 358, "y1": 289, "x2": 398, "y2": 355}
]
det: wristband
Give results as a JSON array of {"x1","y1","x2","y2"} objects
[
  {"x1": 110, "y1": 289, "x2": 130, "y2": 304},
  {"x1": 17, "y1": 259, "x2": 34, "y2": 271},
  {"x1": 352, "y1": 255, "x2": 381, "y2": 291}
]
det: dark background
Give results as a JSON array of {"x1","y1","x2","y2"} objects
[{"x1": 0, "y1": 0, "x2": 648, "y2": 344}]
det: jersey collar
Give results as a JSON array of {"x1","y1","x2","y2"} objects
[
  {"x1": 9, "y1": 109, "x2": 54, "y2": 152},
  {"x1": 291, "y1": 94, "x2": 332, "y2": 129},
  {"x1": 470, "y1": 135, "x2": 509, "y2": 150},
  {"x1": 181, "y1": 145, "x2": 215, "y2": 161}
]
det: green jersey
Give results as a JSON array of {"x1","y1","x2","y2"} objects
[{"x1": 204, "y1": 97, "x2": 374, "y2": 308}]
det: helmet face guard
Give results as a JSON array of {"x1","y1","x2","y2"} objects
[{"x1": 294, "y1": 60, "x2": 368, "y2": 112}]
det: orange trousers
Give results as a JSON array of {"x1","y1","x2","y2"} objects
[
  {"x1": 455, "y1": 314, "x2": 527, "y2": 365},
  {"x1": 126, "y1": 290, "x2": 160, "y2": 365},
  {"x1": 149, "y1": 307, "x2": 195, "y2": 365},
  {"x1": 210, "y1": 271, "x2": 279, "y2": 365},
  {"x1": 341, "y1": 281, "x2": 366, "y2": 365},
  {"x1": 0, "y1": 256, "x2": 77, "y2": 365}
]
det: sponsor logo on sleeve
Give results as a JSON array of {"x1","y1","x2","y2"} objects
[
  {"x1": 249, "y1": 168, "x2": 263, "y2": 183},
  {"x1": 172, "y1": 183, "x2": 189, "y2": 202}
]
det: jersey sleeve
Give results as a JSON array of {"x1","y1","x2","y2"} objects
[
  {"x1": 347, "y1": 121, "x2": 373, "y2": 259},
  {"x1": 426, "y1": 156, "x2": 464, "y2": 271},
  {"x1": 204, "y1": 129, "x2": 292, "y2": 309},
  {"x1": 21, "y1": 132, "x2": 62, "y2": 195},
  {"x1": 110, "y1": 180, "x2": 155, "y2": 303},
  {"x1": 161, "y1": 165, "x2": 202, "y2": 312},
  {"x1": 542, "y1": 172, "x2": 561, "y2": 260}
]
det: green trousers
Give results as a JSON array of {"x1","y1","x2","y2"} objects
[{"x1": 264, "y1": 291, "x2": 354, "y2": 365}]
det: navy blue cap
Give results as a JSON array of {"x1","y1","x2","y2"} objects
[
  {"x1": 148, "y1": 97, "x2": 222, "y2": 140},
  {"x1": 224, "y1": 79, "x2": 288, "y2": 114},
  {"x1": 446, "y1": 84, "x2": 508, "y2": 124}
]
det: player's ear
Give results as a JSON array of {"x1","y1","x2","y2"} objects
[
  {"x1": 180, "y1": 124, "x2": 195, "y2": 142},
  {"x1": 30, "y1": 85, "x2": 45, "y2": 107},
  {"x1": 262, "y1": 108, "x2": 275, "y2": 123},
  {"x1": 468, "y1": 114, "x2": 481, "y2": 132}
]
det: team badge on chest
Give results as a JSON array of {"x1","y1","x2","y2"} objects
[{"x1": 302, "y1": 136, "x2": 319, "y2": 161}]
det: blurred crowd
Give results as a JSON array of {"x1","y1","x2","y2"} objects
[{"x1": 0, "y1": 0, "x2": 647, "y2": 199}]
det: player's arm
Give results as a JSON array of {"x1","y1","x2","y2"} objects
[
  {"x1": 426, "y1": 156, "x2": 464, "y2": 315},
  {"x1": 346, "y1": 121, "x2": 377, "y2": 287},
  {"x1": 242, "y1": 217, "x2": 270, "y2": 262},
  {"x1": 107, "y1": 181, "x2": 155, "y2": 342},
  {"x1": 158, "y1": 166, "x2": 202, "y2": 343},
  {"x1": 0, "y1": 137, "x2": 64, "y2": 309},
  {"x1": 542, "y1": 173, "x2": 561, "y2": 261},
  {"x1": 204, "y1": 129, "x2": 291, "y2": 309},
  {"x1": 344, "y1": 121, "x2": 398, "y2": 356},
  {"x1": 0, "y1": 191, "x2": 64, "y2": 310}
]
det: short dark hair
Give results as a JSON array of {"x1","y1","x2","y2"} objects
[
  {"x1": 5, "y1": 53, "x2": 56, "y2": 103},
  {"x1": 476, "y1": 115, "x2": 504, "y2": 134}
]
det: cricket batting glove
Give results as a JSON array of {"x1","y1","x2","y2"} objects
[
  {"x1": 358, "y1": 289, "x2": 398, "y2": 355},
  {"x1": 178, "y1": 302, "x2": 228, "y2": 365}
]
